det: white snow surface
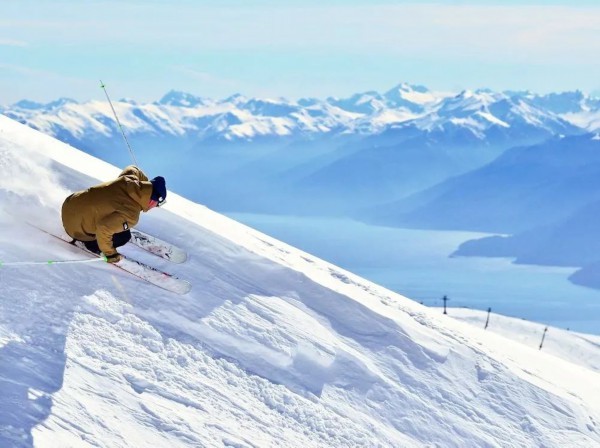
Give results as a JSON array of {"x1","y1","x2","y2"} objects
[
  {"x1": 0, "y1": 114, "x2": 599, "y2": 447},
  {"x1": 438, "y1": 308, "x2": 600, "y2": 374}
]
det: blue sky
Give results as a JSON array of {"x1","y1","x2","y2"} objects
[{"x1": 1, "y1": 0, "x2": 599, "y2": 104}]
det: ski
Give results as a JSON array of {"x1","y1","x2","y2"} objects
[
  {"x1": 129, "y1": 229, "x2": 187, "y2": 263},
  {"x1": 68, "y1": 239, "x2": 191, "y2": 295},
  {"x1": 114, "y1": 255, "x2": 192, "y2": 295},
  {"x1": 33, "y1": 226, "x2": 192, "y2": 295}
]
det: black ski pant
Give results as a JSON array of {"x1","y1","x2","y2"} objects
[{"x1": 81, "y1": 230, "x2": 131, "y2": 254}]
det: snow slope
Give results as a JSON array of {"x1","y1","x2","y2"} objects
[
  {"x1": 0, "y1": 114, "x2": 599, "y2": 447},
  {"x1": 439, "y1": 308, "x2": 600, "y2": 374}
]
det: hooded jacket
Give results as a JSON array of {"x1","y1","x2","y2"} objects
[{"x1": 61, "y1": 166, "x2": 153, "y2": 256}]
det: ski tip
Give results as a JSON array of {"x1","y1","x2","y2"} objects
[
  {"x1": 178, "y1": 282, "x2": 193, "y2": 295},
  {"x1": 169, "y1": 253, "x2": 188, "y2": 264}
]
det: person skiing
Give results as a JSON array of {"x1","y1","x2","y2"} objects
[{"x1": 61, "y1": 165, "x2": 166, "y2": 263}]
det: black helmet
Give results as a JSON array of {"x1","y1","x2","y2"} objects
[{"x1": 150, "y1": 176, "x2": 167, "y2": 206}]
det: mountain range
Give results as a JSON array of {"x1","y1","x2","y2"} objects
[
  {"x1": 5, "y1": 84, "x2": 597, "y2": 145},
  {"x1": 2, "y1": 84, "x2": 598, "y2": 214}
]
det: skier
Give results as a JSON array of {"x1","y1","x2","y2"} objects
[{"x1": 61, "y1": 165, "x2": 167, "y2": 263}]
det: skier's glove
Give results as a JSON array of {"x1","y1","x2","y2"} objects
[{"x1": 104, "y1": 253, "x2": 122, "y2": 264}]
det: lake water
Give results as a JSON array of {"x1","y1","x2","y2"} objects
[{"x1": 227, "y1": 213, "x2": 600, "y2": 335}]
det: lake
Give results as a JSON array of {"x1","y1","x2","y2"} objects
[{"x1": 227, "y1": 213, "x2": 600, "y2": 335}]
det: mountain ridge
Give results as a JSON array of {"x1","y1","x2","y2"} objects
[{"x1": 3, "y1": 84, "x2": 597, "y2": 144}]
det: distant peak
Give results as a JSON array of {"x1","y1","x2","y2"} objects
[
  {"x1": 13, "y1": 99, "x2": 45, "y2": 110},
  {"x1": 383, "y1": 83, "x2": 434, "y2": 110},
  {"x1": 118, "y1": 98, "x2": 138, "y2": 105},
  {"x1": 222, "y1": 93, "x2": 248, "y2": 104},
  {"x1": 246, "y1": 97, "x2": 293, "y2": 106},
  {"x1": 298, "y1": 97, "x2": 322, "y2": 107},
  {"x1": 454, "y1": 89, "x2": 505, "y2": 102},
  {"x1": 457, "y1": 89, "x2": 474, "y2": 98},
  {"x1": 51, "y1": 97, "x2": 77, "y2": 103},
  {"x1": 504, "y1": 90, "x2": 535, "y2": 99},
  {"x1": 13, "y1": 98, "x2": 77, "y2": 110},
  {"x1": 389, "y1": 82, "x2": 429, "y2": 93},
  {"x1": 158, "y1": 90, "x2": 208, "y2": 107}
]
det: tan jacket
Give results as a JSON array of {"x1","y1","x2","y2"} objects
[{"x1": 61, "y1": 166, "x2": 153, "y2": 256}]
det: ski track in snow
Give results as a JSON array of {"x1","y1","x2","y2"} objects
[{"x1": 0, "y1": 115, "x2": 599, "y2": 447}]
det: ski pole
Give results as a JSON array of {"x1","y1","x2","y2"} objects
[
  {"x1": 99, "y1": 80, "x2": 140, "y2": 167},
  {"x1": 0, "y1": 257, "x2": 107, "y2": 267}
]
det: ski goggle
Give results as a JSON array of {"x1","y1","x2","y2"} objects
[{"x1": 150, "y1": 197, "x2": 167, "y2": 208}]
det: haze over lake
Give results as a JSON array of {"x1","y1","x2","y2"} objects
[{"x1": 229, "y1": 213, "x2": 600, "y2": 335}]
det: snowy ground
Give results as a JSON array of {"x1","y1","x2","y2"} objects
[
  {"x1": 0, "y1": 114, "x2": 599, "y2": 447},
  {"x1": 437, "y1": 308, "x2": 600, "y2": 374}
]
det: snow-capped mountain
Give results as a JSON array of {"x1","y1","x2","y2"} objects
[
  {"x1": 2, "y1": 83, "x2": 599, "y2": 217},
  {"x1": 520, "y1": 90, "x2": 598, "y2": 115},
  {"x1": 1, "y1": 92, "x2": 359, "y2": 143},
  {"x1": 272, "y1": 89, "x2": 586, "y2": 215},
  {"x1": 6, "y1": 83, "x2": 595, "y2": 145},
  {"x1": 11, "y1": 97, "x2": 78, "y2": 112},
  {"x1": 327, "y1": 83, "x2": 442, "y2": 116},
  {"x1": 156, "y1": 90, "x2": 214, "y2": 108},
  {"x1": 511, "y1": 90, "x2": 600, "y2": 132},
  {"x1": 1, "y1": 113, "x2": 600, "y2": 447},
  {"x1": 384, "y1": 83, "x2": 442, "y2": 110},
  {"x1": 392, "y1": 89, "x2": 581, "y2": 143},
  {"x1": 327, "y1": 91, "x2": 388, "y2": 115}
]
